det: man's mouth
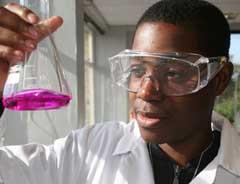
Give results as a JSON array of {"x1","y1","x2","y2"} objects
[{"x1": 136, "y1": 111, "x2": 169, "y2": 129}]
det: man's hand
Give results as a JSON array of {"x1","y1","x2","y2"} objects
[{"x1": 0, "y1": 2, "x2": 63, "y2": 95}]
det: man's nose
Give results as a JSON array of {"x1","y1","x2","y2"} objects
[{"x1": 136, "y1": 76, "x2": 164, "y2": 101}]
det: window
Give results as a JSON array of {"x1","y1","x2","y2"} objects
[
  {"x1": 84, "y1": 25, "x2": 95, "y2": 125},
  {"x1": 230, "y1": 34, "x2": 240, "y2": 65}
]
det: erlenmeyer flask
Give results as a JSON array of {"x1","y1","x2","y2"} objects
[{"x1": 2, "y1": 0, "x2": 71, "y2": 111}]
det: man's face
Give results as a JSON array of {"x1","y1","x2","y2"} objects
[{"x1": 130, "y1": 22, "x2": 218, "y2": 144}]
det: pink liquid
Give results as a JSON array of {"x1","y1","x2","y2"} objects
[{"x1": 3, "y1": 89, "x2": 71, "y2": 111}]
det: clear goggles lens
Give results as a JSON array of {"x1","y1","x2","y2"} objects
[{"x1": 109, "y1": 50, "x2": 227, "y2": 96}]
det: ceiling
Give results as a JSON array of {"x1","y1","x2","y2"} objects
[{"x1": 92, "y1": 0, "x2": 240, "y2": 29}]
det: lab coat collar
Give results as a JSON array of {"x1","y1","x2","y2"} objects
[
  {"x1": 192, "y1": 118, "x2": 240, "y2": 184},
  {"x1": 217, "y1": 119, "x2": 240, "y2": 176},
  {"x1": 112, "y1": 118, "x2": 240, "y2": 177}
]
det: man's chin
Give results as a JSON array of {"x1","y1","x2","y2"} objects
[{"x1": 139, "y1": 127, "x2": 169, "y2": 144}]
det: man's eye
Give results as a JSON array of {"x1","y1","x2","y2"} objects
[
  {"x1": 165, "y1": 70, "x2": 183, "y2": 80},
  {"x1": 130, "y1": 66, "x2": 145, "y2": 78}
]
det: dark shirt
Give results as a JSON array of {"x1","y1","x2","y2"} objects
[{"x1": 147, "y1": 131, "x2": 221, "y2": 184}]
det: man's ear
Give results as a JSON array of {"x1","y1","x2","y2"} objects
[{"x1": 214, "y1": 62, "x2": 233, "y2": 96}]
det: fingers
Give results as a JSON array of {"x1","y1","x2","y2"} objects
[
  {"x1": 4, "y1": 2, "x2": 39, "y2": 24},
  {"x1": 0, "y1": 60, "x2": 10, "y2": 93},
  {"x1": 0, "y1": 2, "x2": 63, "y2": 95},
  {"x1": 0, "y1": 27, "x2": 37, "y2": 51},
  {"x1": 0, "y1": 3, "x2": 63, "y2": 61},
  {"x1": 0, "y1": 15, "x2": 63, "y2": 57},
  {"x1": 35, "y1": 16, "x2": 63, "y2": 40},
  {"x1": 0, "y1": 44, "x2": 24, "y2": 65},
  {"x1": 2, "y1": 3, "x2": 63, "y2": 41},
  {"x1": 0, "y1": 6, "x2": 39, "y2": 40},
  {"x1": 0, "y1": 2, "x2": 63, "y2": 60}
]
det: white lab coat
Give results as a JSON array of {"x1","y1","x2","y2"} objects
[{"x1": 0, "y1": 118, "x2": 239, "y2": 184}]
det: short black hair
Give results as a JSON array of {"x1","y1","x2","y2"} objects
[{"x1": 135, "y1": 0, "x2": 230, "y2": 57}]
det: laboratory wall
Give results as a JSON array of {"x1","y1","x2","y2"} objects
[{"x1": 94, "y1": 25, "x2": 135, "y2": 124}]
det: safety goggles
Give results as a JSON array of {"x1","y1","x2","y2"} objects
[{"x1": 109, "y1": 50, "x2": 227, "y2": 96}]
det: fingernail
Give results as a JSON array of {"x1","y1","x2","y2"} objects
[
  {"x1": 25, "y1": 40, "x2": 36, "y2": 49},
  {"x1": 27, "y1": 13, "x2": 38, "y2": 23},
  {"x1": 13, "y1": 50, "x2": 24, "y2": 57}
]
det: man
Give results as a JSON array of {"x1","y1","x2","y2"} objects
[{"x1": 0, "y1": 0, "x2": 239, "y2": 184}]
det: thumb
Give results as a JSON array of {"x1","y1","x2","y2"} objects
[{"x1": 35, "y1": 16, "x2": 63, "y2": 41}]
